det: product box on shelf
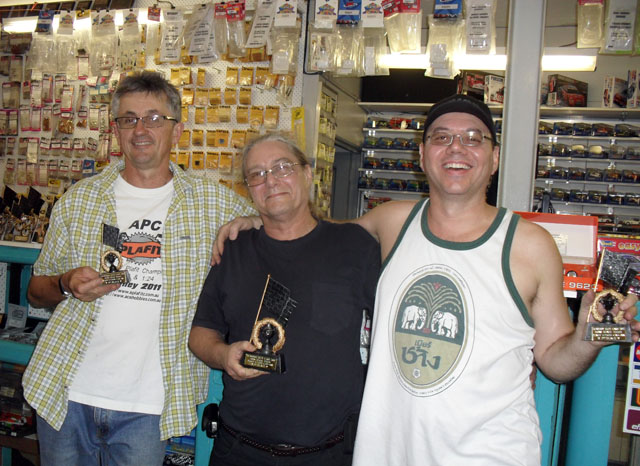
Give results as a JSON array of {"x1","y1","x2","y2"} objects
[
  {"x1": 603, "y1": 76, "x2": 628, "y2": 108},
  {"x1": 456, "y1": 70, "x2": 490, "y2": 101},
  {"x1": 516, "y1": 212, "x2": 598, "y2": 294},
  {"x1": 484, "y1": 75, "x2": 504, "y2": 104},
  {"x1": 547, "y1": 74, "x2": 588, "y2": 107},
  {"x1": 627, "y1": 69, "x2": 639, "y2": 108}
]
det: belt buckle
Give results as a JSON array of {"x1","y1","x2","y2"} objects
[{"x1": 274, "y1": 443, "x2": 297, "y2": 451}]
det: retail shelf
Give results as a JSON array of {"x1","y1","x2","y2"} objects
[
  {"x1": 0, "y1": 242, "x2": 41, "y2": 265},
  {"x1": 362, "y1": 148, "x2": 420, "y2": 155},
  {"x1": 363, "y1": 128, "x2": 422, "y2": 135},
  {"x1": 359, "y1": 168, "x2": 424, "y2": 176},
  {"x1": 358, "y1": 102, "x2": 504, "y2": 115},
  {"x1": 537, "y1": 156, "x2": 640, "y2": 165},
  {"x1": 360, "y1": 188, "x2": 428, "y2": 197},
  {"x1": 539, "y1": 106, "x2": 640, "y2": 121},
  {"x1": 538, "y1": 135, "x2": 640, "y2": 142},
  {"x1": 0, "y1": 339, "x2": 34, "y2": 365},
  {"x1": 536, "y1": 179, "x2": 640, "y2": 187}
]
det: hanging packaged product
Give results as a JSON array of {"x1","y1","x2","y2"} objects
[
  {"x1": 89, "y1": 10, "x2": 117, "y2": 77},
  {"x1": 602, "y1": 0, "x2": 637, "y2": 54},
  {"x1": 159, "y1": 9, "x2": 185, "y2": 64},
  {"x1": 308, "y1": 26, "x2": 338, "y2": 72},
  {"x1": 226, "y1": 0, "x2": 248, "y2": 59},
  {"x1": 307, "y1": 0, "x2": 338, "y2": 72},
  {"x1": 184, "y1": 4, "x2": 215, "y2": 57},
  {"x1": 384, "y1": 0, "x2": 422, "y2": 54},
  {"x1": 334, "y1": 24, "x2": 364, "y2": 77},
  {"x1": 55, "y1": 10, "x2": 77, "y2": 76},
  {"x1": 577, "y1": 0, "x2": 605, "y2": 48},
  {"x1": 361, "y1": 0, "x2": 388, "y2": 76},
  {"x1": 465, "y1": 0, "x2": 496, "y2": 54},
  {"x1": 315, "y1": 0, "x2": 339, "y2": 29},
  {"x1": 118, "y1": 9, "x2": 143, "y2": 71},
  {"x1": 26, "y1": 30, "x2": 56, "y2": 76},
  {"x1": 333, "y1": 0, "x2": 363, "y2": 77},
  {"x1": 425, "y1": 14, "x2": 464, "y2": 78},
  {"x1": 433, "y1": 0, "x2": 461, "y2": 19},
  {"x1": 246, "y1": 0, "x2": 277, "y2": 49},
  {"x1": 270, "y1": 0, "x2": 302, "y2": 75}
]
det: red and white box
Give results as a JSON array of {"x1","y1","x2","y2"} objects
[{"x1": 517, "y1": 212, "x2": 598, "y2": 295}]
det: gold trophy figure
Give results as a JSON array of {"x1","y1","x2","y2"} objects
[
  {"x1": 241, "y1": 274, "x2": 296, "y2": 374},
  {"x1": 585, "y1": 249, "x2": 639, "y2": 342},
  {"x1": 99, "y1": 224, "x2": 130, "y2": 285}
]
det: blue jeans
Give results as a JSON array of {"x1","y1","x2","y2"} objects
[{"x1": 36, "y1": 400, "x2": 167, "y2": 466}]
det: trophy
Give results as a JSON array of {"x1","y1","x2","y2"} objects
[
  {"x1": 241, "y1": 274, "x2": 296, "y2": 373},
  {"x1": 99, "y1": 224, "x2": 130, "y2": 285},
  {"x1": 585, "y1": 249, "x2": 640, "y2": 342}
]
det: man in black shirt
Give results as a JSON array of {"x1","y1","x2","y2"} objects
[{"x1": 189, "y1": 132, "x2": 380, "y2": 466}]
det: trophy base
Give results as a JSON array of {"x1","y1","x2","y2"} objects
[
  {"x1": 241, "y1": 351, "x2": 285, "y2": 373},
  {"x1": 99, "y1": 270, "x2": 131, "y2": 285},
  {"x1": 585, "y1": 322, "x2": 632, "y2": 342}
]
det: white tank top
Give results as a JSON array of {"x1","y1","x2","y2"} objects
[{"x1": 354, "y1": 200, "x2": 541, "y2": 466}]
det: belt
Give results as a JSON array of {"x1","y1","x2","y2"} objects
[{"x1": 219, "y1": 420, "x2": 344, "y2": 457}]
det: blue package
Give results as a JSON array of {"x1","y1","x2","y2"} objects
[{"x1": 337, "y1": 0, "x2": 362, "y2": 24}]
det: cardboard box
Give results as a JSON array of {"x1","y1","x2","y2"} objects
[
  {"x1": 456, "y1": 70, "x2": 489, "y2": 101},
  {"x1": 627, "y1": 69, "x2": 639, "y2": 108},
  {"x1": 517, "y1": 212, "x2": 598, "y2": 295},
  {"x1": 547, "y1": 74, "x2": 588, "y2": 107},
  {"x1": 484, "y1": 75, "x2": 504, "y2": 104},
  {"x1": 603, "y1": 76, "x2": 628, "y2": 108}
]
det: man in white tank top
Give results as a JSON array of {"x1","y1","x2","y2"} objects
[
  {"x1": 350, "y1": 95, "x2": 640, "y2": 465},
  {"x1": 211, "y1": 95, "x2": 640, "y2": 465}
]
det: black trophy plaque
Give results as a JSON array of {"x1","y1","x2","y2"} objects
[
  {"x1": 100, "y1": 224, "x2": 130, "y2": 285},
  {"x1": 585, "y1": 249, "x2": 639, "y2": 342},
  {"x1": 241, "y1": 274, "x2": 296, "y2": 373}
]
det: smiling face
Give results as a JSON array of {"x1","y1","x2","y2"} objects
[
  {"x1": 245, "y1": 140, "x2": 313, "y2": 222},
  {"x1": 419, "y1": 112, "x2": 499, "y2": 201},
  {"x1": 114, "y1": 91, "x2": 183, "y2": 179}
]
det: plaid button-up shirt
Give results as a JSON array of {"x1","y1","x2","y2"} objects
[{"x1": 23, "y1": 161, "x2": 255, "y2": 439}]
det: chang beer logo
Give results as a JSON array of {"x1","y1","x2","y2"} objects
[{"x1": 390, "y1": 264, "x2": 474, "y2": 396}]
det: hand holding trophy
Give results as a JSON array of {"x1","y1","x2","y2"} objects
[
  {"x1": 585, "y1": 249, "x2": 640, "y2": 342},
  {"x1": 99, "y1": 224, "x2": 131, "y2": 285},
  {"x1": 241, "y1": 274, "x2": 296, "y2": 374}
]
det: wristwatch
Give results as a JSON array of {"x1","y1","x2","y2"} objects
[{"x1": 58, "y1": 275, "x2": 72, "y2": 298}]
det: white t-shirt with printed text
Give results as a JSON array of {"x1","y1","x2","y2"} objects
[{"x1": 68, "y1": 175, "x2": 174, "y2": 414}]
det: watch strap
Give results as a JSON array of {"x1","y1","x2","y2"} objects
[{"x1": 58, "y1": 275, "x2": 72, "y2": 298}]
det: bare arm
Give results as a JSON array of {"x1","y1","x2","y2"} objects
[
  {"x1": 27, "y1": 266, "x2": 120, "y2": 309},
  {"x1": 515, "y1": 221, "x2": 639, "y2": 383},
  {"x1": 353, "y1": 200, "x2": 417, "y2": 261},
  {"x1": 188, "y1": 326, "x2": 265, "y2": 381}
]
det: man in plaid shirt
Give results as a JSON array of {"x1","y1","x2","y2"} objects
[{"x1": 23, "y1": 71, "x2": 254, "y2": 465}]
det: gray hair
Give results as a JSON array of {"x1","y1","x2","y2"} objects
[
  {"x1": 241, "y1": 132, "x2": 310, "y2": 177},
  {"x1": 111, "y1": 71, "x2": 182, "y2": 121}
]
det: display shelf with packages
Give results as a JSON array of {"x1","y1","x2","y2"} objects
[{"x1": 533, "y1": 111, "x2": 640, "y2": 233}]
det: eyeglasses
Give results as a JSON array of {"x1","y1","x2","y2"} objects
[
  {"x1": 426, "y1": 130, "x2": 492, "y2": 147},
  {"x1": 114, "y1": 114, "x2": 178, "y2": 129},
  {"x1": 245, "y1": 161, "x2": 300, "y2": 187}
]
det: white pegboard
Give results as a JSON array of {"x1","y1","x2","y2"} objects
[{"x1": 0, "y1": 0, "x2": 307, "y2": 197}]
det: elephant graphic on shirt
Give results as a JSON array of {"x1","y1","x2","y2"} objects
[
  {"x1": 430, "y1": 310, "x2": 459, "y2": 338},
  {"x1": 400, "y1": 305, "x2": 427, "y2": 330}
]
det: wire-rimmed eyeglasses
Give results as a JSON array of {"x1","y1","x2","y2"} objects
[
  {"x1": 245, "y1": 161, "x2": 300, "y2": 187},
  {"x1": 426, "y1": 130, "x2": 492, "y2": 147},
  {"x1": 114, "y1": 114, "x2": 178, "y2": 129}
]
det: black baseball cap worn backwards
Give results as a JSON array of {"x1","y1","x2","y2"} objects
[{"x1": 423, "y1": 94, "x2": 498, "y2": 146}]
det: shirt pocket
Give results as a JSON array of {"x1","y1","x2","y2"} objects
[{"x1": 310, "y1": 281, "x2": 358, "y2": 336}]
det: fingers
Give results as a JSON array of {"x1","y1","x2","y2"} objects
[
  {"x1": 66, "y1": 267, "x2": 121, "y2": 302},
  {"x1": 225, "y1": 341, "x2": 268, "y2": 381}
]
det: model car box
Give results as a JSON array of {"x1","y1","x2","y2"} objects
[
  {"x1": 516, "y1": 211, "x2": 598, "y2": 295},
  {"x1": 627, "y1": 69, "x2": 639, "y2": 108},
  {"x1": 484, "y1": 75, "x2": 504, "y2": 104},
  {"x1": 603, "y1": 76, "x2": 628, "y2": 108},
  {"x1": 547, "y1": 74, "x2": 588, "y2": 107},
  {"x1": 456, "y1": 70, "x2": 489, "y2": 101}
]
